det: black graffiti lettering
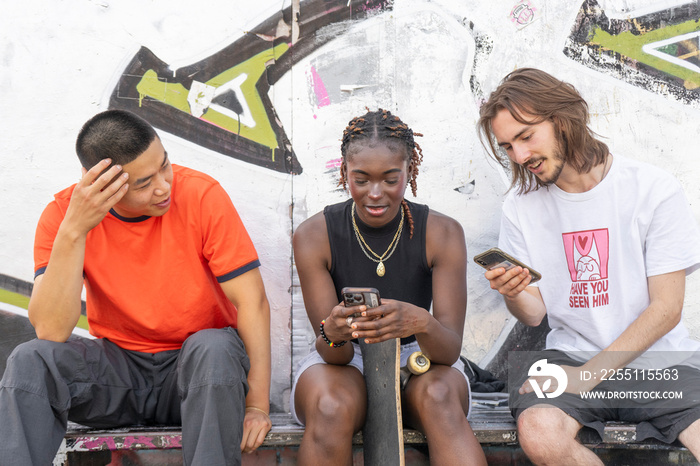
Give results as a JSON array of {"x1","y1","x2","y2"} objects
[{"x1": 109, "y1": 0, "x2": 394, "y2": 174}]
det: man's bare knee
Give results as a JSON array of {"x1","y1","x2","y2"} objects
[
  {"x1": 517, "y1": 406, "x2": 582, "y2": 460},
  {"x1": 678, "y1": 418, "x2": 700, "y2": 460}
]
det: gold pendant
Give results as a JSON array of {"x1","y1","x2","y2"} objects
[{"x1": 376, "y1": 261, "x2": 385, "y2": 277}]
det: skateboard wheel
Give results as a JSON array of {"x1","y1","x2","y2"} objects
[{"x1": 407, "y1": 351, "x2": 430, "y2": 375}]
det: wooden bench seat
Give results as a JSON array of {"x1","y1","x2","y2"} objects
[{"x1": 54, "y1": 393, "x2": 696, "y2": 465}]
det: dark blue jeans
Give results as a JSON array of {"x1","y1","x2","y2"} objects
[{"x1": 0, "y1": 327, "x2": 250, "y2": 465}]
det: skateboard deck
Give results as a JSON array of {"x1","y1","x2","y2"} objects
[{"x1": 360, "y1": 338, "x2": 404, "y2": 466}]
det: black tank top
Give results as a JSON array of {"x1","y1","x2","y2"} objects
[{"x1": 324, "y1": 199, "x2": 433, "y2": 344}]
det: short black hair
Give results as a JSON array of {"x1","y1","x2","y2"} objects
[{"x1": 76, "y1": 110, "x2": 158, "y2": 169}]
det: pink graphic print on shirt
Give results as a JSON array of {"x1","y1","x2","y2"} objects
[{"x1": 562, "y1": 229, "x2": 610, "y2": 309}]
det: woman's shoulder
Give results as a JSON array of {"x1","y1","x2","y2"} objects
[
  {"x1": 295, "y1": 211, "x2": 327, "y2": 239},
  {"x1": 422, "y1": 207, "x2": 466, "y2": 267},
  {"x1": 425, "y1": 207, "x2": 464, "y2": 236},
  {"x1": 293, "y1": 211, "x2": 332, "y2": 268},
  {"x1": 322, "y1": 199, "x2": 352, "y2": 218}
]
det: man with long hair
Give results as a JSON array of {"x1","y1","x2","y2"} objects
[{"x1": 478, "y1": 68, "x2": 700, "y2": 464}]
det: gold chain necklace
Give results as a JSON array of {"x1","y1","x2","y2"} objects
[{"x1": 351, "y1": 201, "x2": 404, "y2": 277}]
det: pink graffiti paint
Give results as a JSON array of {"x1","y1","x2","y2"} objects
[
  {"x1": 79, "y1": 436, "x2": 117, "y2": 450},
  {"x1": 510, "y1": 1, "x2": 536, "y2": 25},
  {"x1": 309, "y1": 66, "x2": 331, "y2": 108},
  {"x1": 326, "y1": 158, "x2": 342, "y2": 170},
  {"x1": 357, "y1": 2, "x2": 384, "y2": 13},
  {"x1": 163, "y1": 435, "x2": 183, "y2": 448},
  {"x1": 122, "y1": 436, "x2": 157, "y2": 449}
]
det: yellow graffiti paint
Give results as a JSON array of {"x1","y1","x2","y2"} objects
[
  {"x1": 136, "y1": 43, "x2": 289, "y2": 151},
  {"x1": 137, "y1": 70, "x2": 191, "y2": 112},
  {"x1": 0, "y1": 289, "x2": 90, "y2": 331},
  {"x1": 0, "y1": 289, "x2": 29, "y2": 309},
  {"x1": 591, "y1": 19, "x2": 700, "y2": 88},
  {"x1": 76, "y1": 315, "x2": 89, "y2": 331}
]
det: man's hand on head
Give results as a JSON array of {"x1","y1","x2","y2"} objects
[{"x1": 64, "y1": 158, "x2": 129, "y2": 235}]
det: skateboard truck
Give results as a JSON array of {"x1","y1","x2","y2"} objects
[{"x1": 400, "y1": 351, "x2": 431, "y2": 390}]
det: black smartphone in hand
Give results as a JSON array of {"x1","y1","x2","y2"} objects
[
  {"x1": 473, "y1": 247, "x2": 542, "y2": 283},
  {"x1": 341, "y1": 287, "x2": 381, "y2": 308}
]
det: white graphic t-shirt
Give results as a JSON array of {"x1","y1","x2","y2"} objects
[{"x1": 499, "y1": 155, "x2": 700, "y2": 368}]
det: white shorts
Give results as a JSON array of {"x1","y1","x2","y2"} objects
[{"x1": 289, "y1": 340, "x2": 472, "y2": 425}]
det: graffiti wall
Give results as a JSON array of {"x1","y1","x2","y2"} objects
[{"x1": 1, "y1": 0, "x2": 699, "y2": 412}]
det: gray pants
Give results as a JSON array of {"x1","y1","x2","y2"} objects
[{"x1": 0, "y1": 327, "x2": 250, "y2": 466}]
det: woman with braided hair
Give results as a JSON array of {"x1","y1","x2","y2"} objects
[{"x1": 290, "y1": 109, "x2": 487, "y2": 465}]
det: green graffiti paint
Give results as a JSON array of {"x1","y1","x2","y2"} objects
[
  {"x1": 137, "y1": 70, "x2": 191, "y2": 112},
  {"x1": 0, "y1": 289, "x2": 29, "y2": 309},
  {"x1": 591, "y1": 20, "x2": 700, "y2": 88},
  {"x1": 0, "y1": 290, "x2": 89, "y2": 331},
  {"x1": 77, "y1": 315, "x2": 89, "y2": 331},
  {"x1": 136, "y1": 43, "x2": 289, "y2": 151}
]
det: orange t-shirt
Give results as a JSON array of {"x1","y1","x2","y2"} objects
[{"x1": 34, "y1": 165, "x2": 260, "y2": 353}]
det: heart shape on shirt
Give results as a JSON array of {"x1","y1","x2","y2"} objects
[{"x1": 577, "y1": 236, "x2": 588, "y2": 250}]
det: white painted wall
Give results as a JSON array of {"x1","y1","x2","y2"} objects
[{"x1": 2, "y1": 0, "x2": 699, "y2": 412}]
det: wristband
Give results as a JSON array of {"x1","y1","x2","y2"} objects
[
  {"x1": 320, "y1": 319, "x2": 347, "y2": 347},
  {"x1": 245, "y1": 406, "x2": 271, "y2": 422}
]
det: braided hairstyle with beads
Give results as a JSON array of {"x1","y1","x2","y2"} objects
[{"x1": 339, "y1": 108, "x2": 424, "y2": 238}]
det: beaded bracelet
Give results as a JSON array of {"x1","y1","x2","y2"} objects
[{"x1": 320, "y1": 319, "x2": 347, "y2": 347}]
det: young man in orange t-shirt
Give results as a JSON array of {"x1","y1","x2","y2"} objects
[{"x1": 0, "y1": 110, "x2": 271, "y2": 465}]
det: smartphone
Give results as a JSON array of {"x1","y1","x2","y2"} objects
[
  {"x1": 473, "y1": 247, "x2": 542, "y2": 283},
  {"x1": 341, "y1": 287, "x2": 382, "y2": 309}
]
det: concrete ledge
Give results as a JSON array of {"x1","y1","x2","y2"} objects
[
  {"x1": 55, "y1": 393, "x2": 696, "y2": 465},
  {"x1": 58, "y1": 395, "x2": 515, "y2": 454}
]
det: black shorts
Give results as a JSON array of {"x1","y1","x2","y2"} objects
[{"x1": 509, "y1": 350, "x2": 700, "y2": 443}]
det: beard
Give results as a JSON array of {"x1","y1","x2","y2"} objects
[{"x1": 529, "y1": 145, "x2": 566, "y2": 187}]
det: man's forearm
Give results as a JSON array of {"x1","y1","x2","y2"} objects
[
  {"x1": 236, "y1": 299, "x2": 271, "y2": 411},
  {"x1": 504, "y1": 287, "x2": 547, "y2": 327},
  {"x1": 241, "y1": 325, "x2": 271, "y2": 411},
  {"x1": 594, "y1": 271, "x2": 685, "y2": 371},
  {"x1": 29, "y1": 226, "x2": 87, "y2": 341}
]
